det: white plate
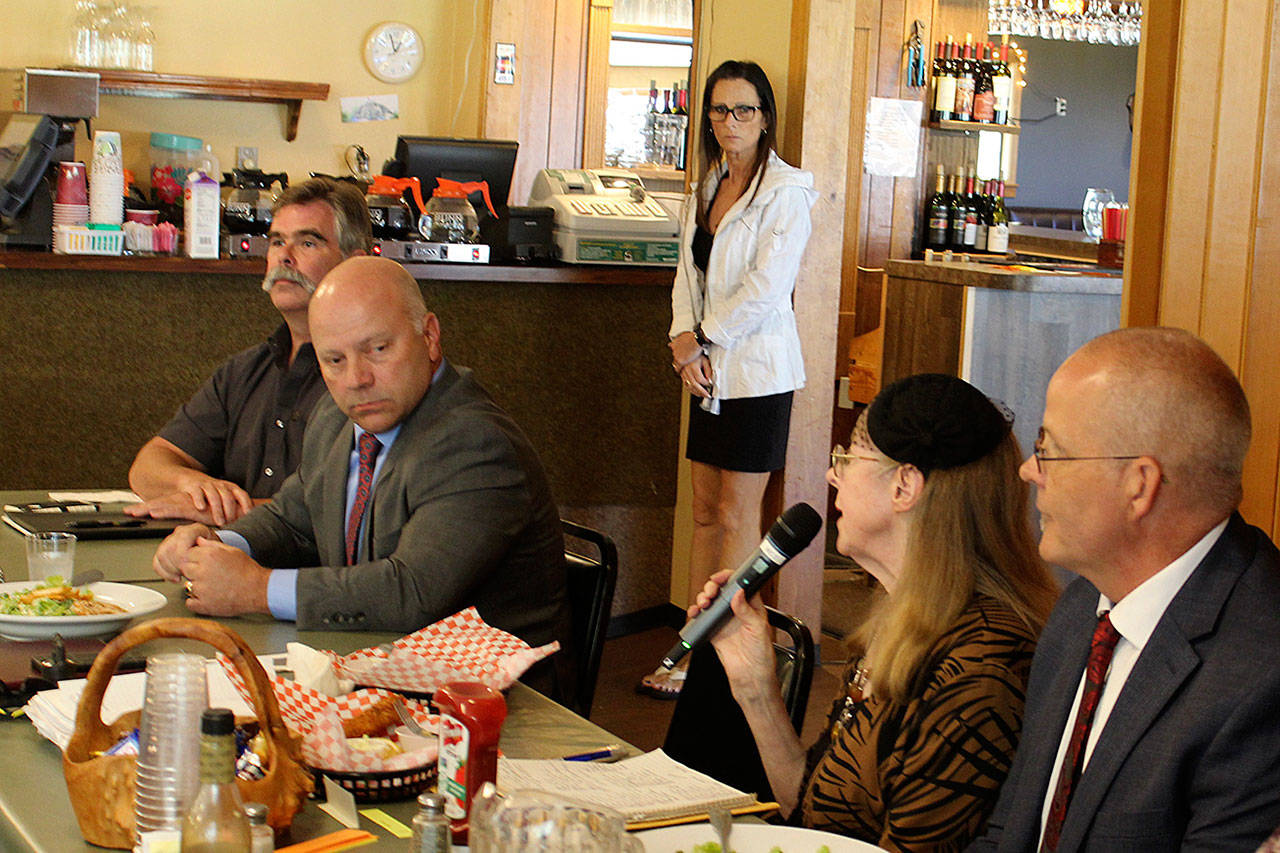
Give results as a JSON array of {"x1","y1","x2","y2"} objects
[
  {"x1": 635, "y1": 823, "x2": 886, "y2": 853},
  {"x1": 0, "y1": 581, "x2": 167, "y2": 641}
]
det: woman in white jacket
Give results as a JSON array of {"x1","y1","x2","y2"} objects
[{"x1": 640, "y1": 60, "x2": 818, "y2": 698}]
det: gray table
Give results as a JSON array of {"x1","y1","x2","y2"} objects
[{"x1": 0, "y1": 575, "x2": 628, "y2": 849}]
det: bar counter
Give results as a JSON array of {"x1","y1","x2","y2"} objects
[
  {"x1": 0, "y1": 252, "x2": 680, "y2": 615},
  {"x1": 881, "y1": 257, "x2": 1123, "y2": 462}
]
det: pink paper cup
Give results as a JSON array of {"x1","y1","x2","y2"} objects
[{"x1": 56, "y1": 161, "x2": 89, "y2": 205}]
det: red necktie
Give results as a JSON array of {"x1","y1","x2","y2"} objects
[
  {"x1": 1041, "y1": 611, "x2": 1122, "y2": 851},
  {"x1": 344, "y1": 432, "x2": 381, "y2": 565}
]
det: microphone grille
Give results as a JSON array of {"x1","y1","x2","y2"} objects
[{"x1": 768, "y1": 502, "x2": 823, "y2": 557}]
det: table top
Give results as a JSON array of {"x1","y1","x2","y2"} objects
[
  {"x1": 1, "y1": 490, "x2": 160, "y2": 584},
  {"x1": 0, "y1": 579, "x2": 628, "y2": 851}
]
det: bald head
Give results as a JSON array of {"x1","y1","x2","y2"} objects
[
  {"x1": 1063, "y1": 327, "x2": 1250, "y2": 515},
  {"x1": 309, "y1": 256, "x2": 442, "y2": 433}
]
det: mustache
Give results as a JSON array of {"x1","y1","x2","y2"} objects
[{"x1": 261, "y1": 265, "x2": 318, "y2": 294}]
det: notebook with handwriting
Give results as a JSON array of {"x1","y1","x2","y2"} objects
[{"x1": 497, "y1": 749, "x2": 768, "y2": 825}]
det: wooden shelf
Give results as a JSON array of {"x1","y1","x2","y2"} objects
[
  {"x1": 63, "y1": 68, "x2": 330, "y2": 141},
  {"x1": 929, "y1": 119, "x2": 1020, "y2": 135}
]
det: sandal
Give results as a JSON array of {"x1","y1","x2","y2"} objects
[{"x1": 635, "y1": 660, "x2": 688, "y2": 700}]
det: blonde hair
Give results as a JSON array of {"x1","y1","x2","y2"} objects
[{"x1": 856, "y1": 432, "x2": 1058, "y2": 703}]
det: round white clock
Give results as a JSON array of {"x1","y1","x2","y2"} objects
[{"x1": 364, "y1": 21, "x2": 424, "y2": 84}]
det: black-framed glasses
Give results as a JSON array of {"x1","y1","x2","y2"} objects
[
  {"x1": 708, "y1": 104, "x2": 760, "y2": 122},
  {"x1": 1032, "y1": 427, "x2": 1141, "y2": 476}
]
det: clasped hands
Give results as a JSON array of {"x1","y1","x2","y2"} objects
[
  {"x1": 670, "y1": 331, "x2": 713, "y2": 399},
  {"x1": 153, "y1": 523, "x2": 271, "y2": 616}
]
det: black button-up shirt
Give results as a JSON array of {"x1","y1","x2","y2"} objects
[{"x1": 158, "y1": 324, "x2": 327, "y2": 499}]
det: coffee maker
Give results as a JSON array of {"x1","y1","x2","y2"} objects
[{"x1": 0, "y1": 69, "x2": 99, "y2": 250}]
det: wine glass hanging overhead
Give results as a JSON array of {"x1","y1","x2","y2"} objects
[{"x1": 988, "y1": 0, "x2": 1142, "y2": 45}]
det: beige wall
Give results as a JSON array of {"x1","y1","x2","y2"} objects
[{"x1": 2, "y1": 1, "x2": 488, "y2": 193}]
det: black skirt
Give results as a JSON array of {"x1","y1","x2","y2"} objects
[{"x1": 685, "y1": 391, "x2": 794, "y2": 473}]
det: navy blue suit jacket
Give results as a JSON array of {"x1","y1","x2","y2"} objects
[{"x1": 971, "y1": 513, "x2": 1280, "y2": 852}]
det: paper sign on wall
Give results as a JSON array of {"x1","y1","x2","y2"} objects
[{"x1": 863, "y1": 97, "x2": 923, "y2": 178}]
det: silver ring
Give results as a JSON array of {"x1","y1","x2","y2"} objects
[{"x1": 184, "y1": 580, "x2": 194, "y2": 595}]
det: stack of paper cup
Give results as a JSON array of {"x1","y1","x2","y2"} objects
[
  {"x1": 133, "y1": 653, "x2": 208, "y2": 842},
  {"x1": 52, "y1": 161, "x2": 90, "y2": 253},
  {"x1": 89, "y1": 130, "x2": 124, "y2": 226}
]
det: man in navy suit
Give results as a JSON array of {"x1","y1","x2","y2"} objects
[{"x1": 971, "y1": 327, "x2": 1280, "y2": 852}]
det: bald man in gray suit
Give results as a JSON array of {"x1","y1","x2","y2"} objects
[{"x1": 153, "y1": 257, "x2": 570, "y2": 664}]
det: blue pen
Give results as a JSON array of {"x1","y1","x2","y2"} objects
[{"x1": 562, "y1": 744, "x2": 627, "y2": 762}]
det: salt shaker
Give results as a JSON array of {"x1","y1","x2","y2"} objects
[
  {"x1": 409, "y1": 792, "x2": 450, "y2": 853},
  {"x1": 244, "y1": 802, "x2": 274, "y2": 853}
]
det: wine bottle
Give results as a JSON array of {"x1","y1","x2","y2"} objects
[
  {"x1": 973, "y1": 43, "x2": 996, "y2": 123},
  {"x1": 953, "y1": 34, "x2": 976, "y2": 122},
  {"x1": 987, "y1": 179, "x2": 1010, "y2": 253},
  {"x1": 931, "y1": 39, "x2": 956, "y2": 122},
  {"x1": 949, "y1": 169, "x2": 968, "y2": 250},
  {"x1": 962, "y1": 171, "x2": 979, "y2": 249},
  {"x1": 992, "y1": 37, "x2": 1013, "y2": 125},
  {"x1": 925, "y1": 165, "x2": 951, "y2": 251},
  {"x1": 974, "y1": 179, "x2": 991, "y2": 249},
  {"x1": 181, "y1": 708, "x2": 251, "y2": 853}
]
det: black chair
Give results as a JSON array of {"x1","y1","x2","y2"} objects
[
  {"x1": 662, "y1": 606, "x2": 816, "y2": 800},
  {"x1": 561, "y1": 519, "x2": 619, "y2": 718}
]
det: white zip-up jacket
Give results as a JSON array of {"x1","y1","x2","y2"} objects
[{"x1": 669, "y1": 150, "x2": 818, "y2": 410}]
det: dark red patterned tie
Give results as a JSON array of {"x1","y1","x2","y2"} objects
[
  {"x1": 344, "y1": 432, "x2": 381, "y2": 565},
  {"x1": 1041, "y1": 611, "x2": 1122, "y2": 851}
]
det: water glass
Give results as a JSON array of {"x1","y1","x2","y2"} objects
[
  {"x1": 134, "y1": 653, "x2": 208, "y2": 842},
  {"x1": 1082, "y1": 187, "x2": 1114, "y2": 240},
  {"x1": 25, "y1": 532, "x2": 76, "y2": 582}
]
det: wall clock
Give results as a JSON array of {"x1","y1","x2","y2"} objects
[{"x1": 364, "y1": 21, "x2": 424, "y2": 84}]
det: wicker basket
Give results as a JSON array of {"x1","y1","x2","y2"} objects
[{"x1": 62, "y1": 617, "x2": 314, "y2": 849}]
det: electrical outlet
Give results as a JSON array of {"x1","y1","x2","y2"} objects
[
  {"x1": 1055, "y1": 97, "x2": 1067, "y2": 116},
  {"x1": 236, "y1": 146, "x2": 258, "y2": 170}
]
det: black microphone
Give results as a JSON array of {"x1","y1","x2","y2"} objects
[{"x1": 661, "y1": 502, "x2": 822, "y2": 669}]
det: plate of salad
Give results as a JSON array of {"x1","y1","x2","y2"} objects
[
  {"x1": 0, "y1": 578, "x2": 166, "y2": 640},
  {"x1": 635, "y1": 823, "x2": 888, "y2": 853}
]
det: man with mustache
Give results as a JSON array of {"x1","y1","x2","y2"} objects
[
  {"x1": 151, "y1": 257, "x2": 571, "y2": 691},
  {"x1": 127, "y1": 179, "x2": 372, "y2": 525}
]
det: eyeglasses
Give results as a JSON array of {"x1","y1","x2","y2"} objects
[
  {"x1": 1032, "y1": 427, "x2": 1141, "y2": 476},
  {"x1": 708, "y1": 104, "x2": 761, "y2": 122},
  {"x1": 830, "y1": 445, "x2": 883, "y2": 478}
]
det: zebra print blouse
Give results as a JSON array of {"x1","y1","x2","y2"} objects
[{"x1": 799, "y1": 596, "x2": 1038, "y2": 852}]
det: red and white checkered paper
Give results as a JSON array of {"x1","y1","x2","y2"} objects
[{"x1": 216, "y1": 607, "x2": 558, "y2": 772}]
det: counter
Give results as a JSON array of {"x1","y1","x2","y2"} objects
[
  {"x1": 0, "y1": 253, "x2": 679, "y2": 616},
  {"x1": 882, "y1": 258, "x2": 1123, "y2": 460}
]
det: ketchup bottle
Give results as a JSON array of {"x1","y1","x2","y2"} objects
[{"x1": 434, "y1": 681, "x2": 507, "y2": 844}]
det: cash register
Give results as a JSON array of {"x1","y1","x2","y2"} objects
[{"x1": 528, "y1": 168, "x2": 680, "y2": 266}]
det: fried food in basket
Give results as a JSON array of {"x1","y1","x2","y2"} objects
[{"x1": 341, "y1": 695, "x2": 400, "y2": 738}]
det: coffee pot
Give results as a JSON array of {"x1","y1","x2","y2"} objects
[
  {"x1": 423, "y1": 178, "x2": 498, "y2": 244},
  {"x1": 365, "y1": 175, "x2": 428, "y2": 240},
  {"x1": 222, "y1": 169, "x2": 288, "y2": 235}
]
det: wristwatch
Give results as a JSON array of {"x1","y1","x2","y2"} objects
[{"x1": 693, "y1": 323, "x2": 710, "y2": 348}]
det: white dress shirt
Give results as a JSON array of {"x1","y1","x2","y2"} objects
[{"x1": 1037, "y1": 518, "x2": 1229, "y2": 845}]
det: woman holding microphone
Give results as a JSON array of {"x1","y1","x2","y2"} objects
[
  {"x1": 690, "y1": 374, "x2": 1058, "y2": 849},
  {"x1": 641, "y1": 59, "x2": 818, "y2": 699}
]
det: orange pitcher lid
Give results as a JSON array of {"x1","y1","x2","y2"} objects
[
  {"x1": 433, "y1": 178, "x2": 498, "y2": 218},
  {"x1": 369, "y1": 174, "x2": 427, "y2": 212}
]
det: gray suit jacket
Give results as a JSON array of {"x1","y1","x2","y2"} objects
[
  {"x1": 226, "y1": 362, "x2": 569, "y2": 653},
  {"x1": 970, "y1": 513, "x2": 1280, "y2": 852}
]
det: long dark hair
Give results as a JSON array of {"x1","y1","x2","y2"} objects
[{"x1": 696, "y1": 60, "x2": 778, "y2": 231}]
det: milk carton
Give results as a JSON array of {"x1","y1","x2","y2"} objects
[{"x1": 183, "y1": 170, "x2": 220, "y2": 258}]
